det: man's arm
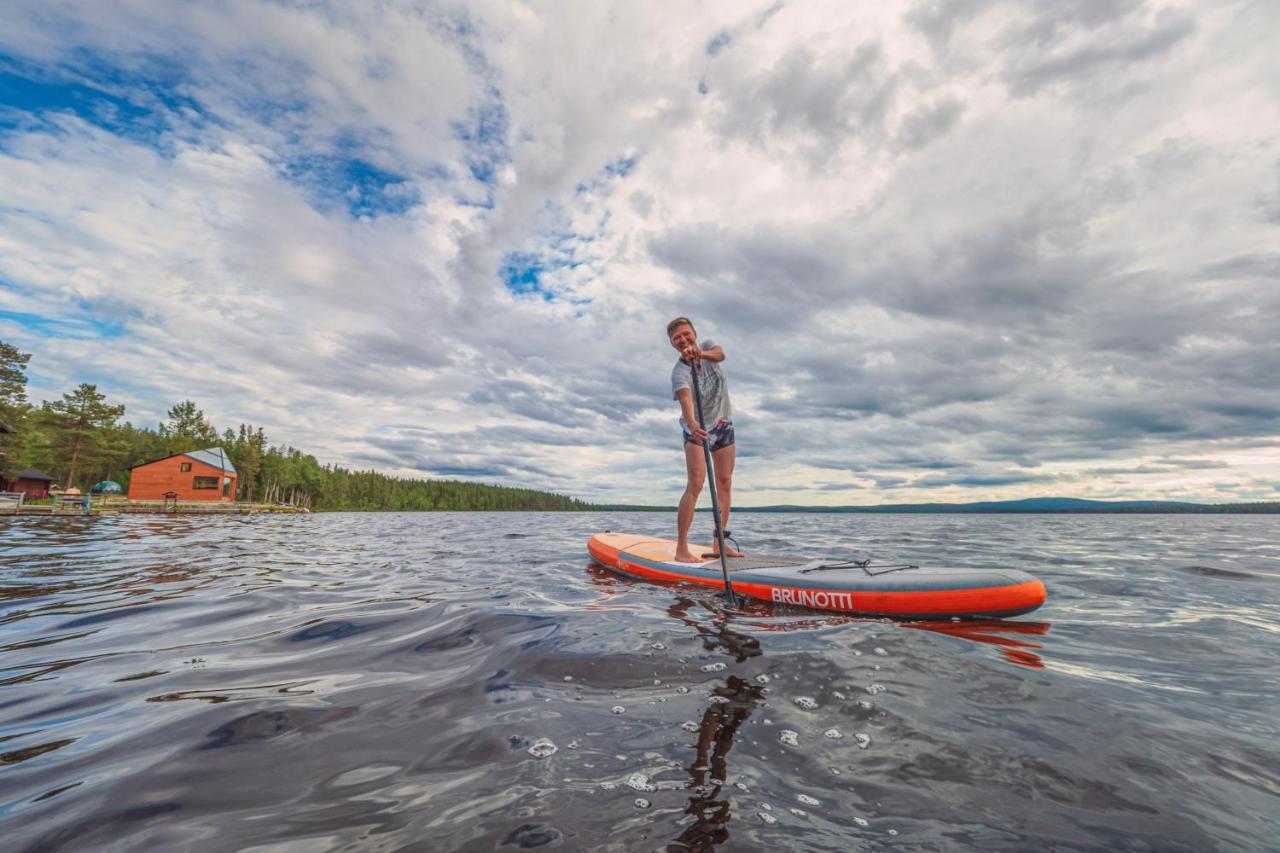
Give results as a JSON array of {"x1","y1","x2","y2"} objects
[{"x1": 675, "y1": 388, "x2": 708, "y2": 441}]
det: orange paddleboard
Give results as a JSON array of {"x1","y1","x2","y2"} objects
[{"x1": 588, "y1": 532, "x2": 1046, "y2": 619}]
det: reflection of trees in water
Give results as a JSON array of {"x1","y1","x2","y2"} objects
[{"x1": 666, "y1": 597, "x2": 764, "y2": 852}]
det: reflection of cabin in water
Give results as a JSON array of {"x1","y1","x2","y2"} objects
[{"x1": 129, "y1": 448, "x2": 237, "y2": 502}]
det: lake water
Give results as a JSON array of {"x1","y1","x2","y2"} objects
[{"x1": 1, "y1": 512, "x2": 1277, "y2": 851}]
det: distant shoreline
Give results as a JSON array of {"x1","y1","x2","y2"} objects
[{"x1": 591, "y1": 498, "x2": 1280, "y2": 514}]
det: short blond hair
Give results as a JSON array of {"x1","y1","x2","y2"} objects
[{"x1": 666, "y1": 316, "x2": 695, "y2": 338}]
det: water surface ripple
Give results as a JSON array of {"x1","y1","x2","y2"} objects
[{"x1": 1, "y1": 512, "x2": 1277, "y2": 851}]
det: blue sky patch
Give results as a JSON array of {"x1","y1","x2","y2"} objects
[
  {"x1": 605, "y1": 155, "x2": 636, "y2": 179},
  {"x1": 0, "y1": 52, "x2": 204, "y2": 151},
  {"x1": 282, "y1": 154, "x2": 420, "y2": 219},
  {"x1": 706, "y1": 31, "x2": 733, "y2": 56},
  {"x1": 501, "y1": 253, "x2": 554, "y2": 302},
  {"x1": 453, "y1": 87, "x2": 509, "y2": 186},
  {"x1": 0, "y1": 307, "x2": 124, "y2": 340}
]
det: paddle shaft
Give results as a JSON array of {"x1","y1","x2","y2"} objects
[{"x1": 689, "y1": 358, "x2": 738, "y2": 606}]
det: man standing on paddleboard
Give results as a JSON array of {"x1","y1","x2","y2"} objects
[{"x1": 668, "y1": 316, "x2": 744, "y2": 563}]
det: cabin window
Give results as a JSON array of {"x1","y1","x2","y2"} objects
[
  {"x1": 193, "y1": 476, "x2": 219, "y2": 489},
  {"x1": 180, "y1": 462, "x2": 191, "y2": 472}
]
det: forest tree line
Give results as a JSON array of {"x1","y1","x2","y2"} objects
[{"x1": 0, "y1": 341, "x2": 590, "y2": 511}]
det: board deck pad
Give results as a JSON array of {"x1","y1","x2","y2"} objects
[
  {"x1": 588, "y1": 531, "x2": 1046, "y2": 619},
  {"x1": 707, "y1": 555, "x2": 812, "y2": 572}
]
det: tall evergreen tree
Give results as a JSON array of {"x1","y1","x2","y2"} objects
[
  {"x1": 41, "y1": 384, "x2": 126, "y2": 488},
  {"x1": 0, "y1": 340, "x2": 32, "y2": 478},
  {"x1": 162, "y1": 399, "x2": 218, "y2": 452}
]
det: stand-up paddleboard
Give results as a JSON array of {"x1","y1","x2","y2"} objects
[{"x1": 588, "y1": 532, "x2": 1046, "y2": 619}]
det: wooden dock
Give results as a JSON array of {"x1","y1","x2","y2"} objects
[{"x1": 2, "y1": 498, "x2": 309, "y2": 516}]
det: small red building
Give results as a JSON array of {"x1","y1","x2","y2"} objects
[
  {"x1": 4, "y1": 468, "x2": 54, "y2": 499},
  {"x1": 129, "y1": 448, "x2": 237, "y2": 502}
]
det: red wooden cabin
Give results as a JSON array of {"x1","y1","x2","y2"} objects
[
  {"x1": 4, "y1": 468, "x2": 54, "y2": 499},
  {"x1": 129, "y1": 448, "x2": 237, "y2": 502}
]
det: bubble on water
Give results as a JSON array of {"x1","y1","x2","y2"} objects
[
  {"x1": 789, "y1": 808, "x2": 807, "y2": 817},
  {"x1": 681, "y1": 720, "x2": 700, "y2": 733},
  {"x1": 830, "y1": 767, "x2": 841, "y2": 776},
  {"x1": 634, "y1": 798, "x2": 651, "y2": 809},
  {"x1": 779, "y1": 730, "x2": 800, "y2": 746},
  {"x1": 562, "y1": 675, "x2": 573, "y2": 682},
  {"x1": 760, "y1": 802, "x2": 773, "y2": 811},
  {"x1": 867, "y1": 683, "x2": 886, "y2": 695},
  {"x1": 854, "y1": 733, "x2": 871, "y2": 749},
  {"x1": 734, "y1": 781, "x2": 750, "y2": 791},
  {"x1": 874, "y1": 647, "x2": 888, "y2": 656},
  {"x1": 854, "y1": 816, "x2": 869, "y2": 827},
  {"x1": 797, "y1": 793, "x2": 820, "y2": 806},
  {"x1": 611, "y1": 706, "x2": 626, "y2": 715},
  {"x1": 626, "y1": 772, "x2": 656, "y2": 792},
  {"x1": 854, "y1": 650, "x2": 862, "y2": 656},
  {"x1": 823, "y1": 728, "x2": 843, "y2": 739},
  {"x1": 873, "y1": 665, "x2": 881, "y2": 671},
  {"x1": 599, "y1": 781, "x2": 616, "y2": 790},
  {"x1": 793, "y1": 696, "x2": 818, "y2": 710},
  {"x1": 653, "y1": 679, "x2": 662, "y2": 685},
  {"x1": 888, "y1": 829, "x2": 899, "y2": 836},
  {"x1": 833, "y1": 690, "x2": 846, "y2": 700},
  {"x1": 857, "y1": 700, "x2": 874, "y2": 711},
  {"x1": 709, "y1": 777, "x2": 725, "y2": 786},
  {"x1": 701, "y1": 662, "x2": 726, "y2": 672},
  {"x1": 567, "y1": 739, "x2": 580, "y2": 750},
  {"x1": 708, "y1": 695, "x2": 729, "y2": 705},
  {"x1": 676, "y1": 686, "x2": 690, "y2": 694},
  {"x1": 527, "y1": 738, "x2": 557, "y2": 758},
  {"x1": 755, "y1": 674, "x2": 770, "y2": 684},
  {"x1": 651, "y1": 642, "x2": 666, "y2": 650},
  {"x1": 758, "y1": 811, "x2": 777, "y2": 825}
]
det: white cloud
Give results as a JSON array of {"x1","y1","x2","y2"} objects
[{"x1": 1, "y1": 0, "x2": 1278, "y2": 505}]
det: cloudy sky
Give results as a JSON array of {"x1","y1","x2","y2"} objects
[{"x1": 1, "y1": 1, "x2": 1278, "y2": 506}]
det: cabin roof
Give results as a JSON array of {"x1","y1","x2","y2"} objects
[
  {"x1": 132, "y1": 447, "x2": 237, "y2": 474},
  {"x1": 16, "y1": 468, "x2": 54, "y2": 481},
  {"x1": 184, "y1": 448, "x2": 237, "y2": 474}
]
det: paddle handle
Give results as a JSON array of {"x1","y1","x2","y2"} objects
[{"x1": 690, "y1": 359, "x2": 738, "y2": 607}]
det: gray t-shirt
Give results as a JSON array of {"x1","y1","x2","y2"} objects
[{"x1": 671, "y1": 338, "x2": 732, "y2": 431}]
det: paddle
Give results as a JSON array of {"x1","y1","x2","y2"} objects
[{"x1": 689, "y1": 352, "x2": 739, "y2": 607}]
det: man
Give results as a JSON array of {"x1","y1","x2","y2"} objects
[{"x1": 668, "y1": 316, "x2": 743, "y2": 563}]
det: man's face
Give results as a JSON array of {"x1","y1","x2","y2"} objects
[{"x1": 669, "y1": 323, "x2": 696, "y2": 354}]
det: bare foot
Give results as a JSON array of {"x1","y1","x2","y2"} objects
[
  {"x1": 673, "y1": 549, "x2": 701, "y2": 563},
  {"x1": 704, "y1": 545, "x2": 745, "y2": 558}
]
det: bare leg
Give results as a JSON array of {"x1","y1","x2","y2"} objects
[
  {"x1": 707, "y1": 443, "x2": 743, "y2": 557},
  {"x1": 675, "y1": 441, "x2": 706, "y2": 562}
]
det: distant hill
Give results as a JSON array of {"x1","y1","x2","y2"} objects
[{"x1": 594, "y1": 498, "x2": 1280, "y2": 513}]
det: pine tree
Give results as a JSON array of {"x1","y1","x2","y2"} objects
[
  {"x1": 41, "y1": 384, "x2": 126, "y2": 489},
  {"x1": 0, "y1": 341, "x2": 33, "y2": 480},
  {"x1": 162, "y1": 400, "x2": 218, "y2": 452}
]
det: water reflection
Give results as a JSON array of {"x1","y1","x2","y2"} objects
[
  {"x1": 904, "y1": 620, "x2": 1052, "y2": 668},
  {"x1": 666, "y1": 597, "x2": 764, "y2": 851}
]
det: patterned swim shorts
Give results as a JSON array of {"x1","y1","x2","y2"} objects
[{"x1": 683, "y1": 419, "x2": 735, "y2": 452}]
